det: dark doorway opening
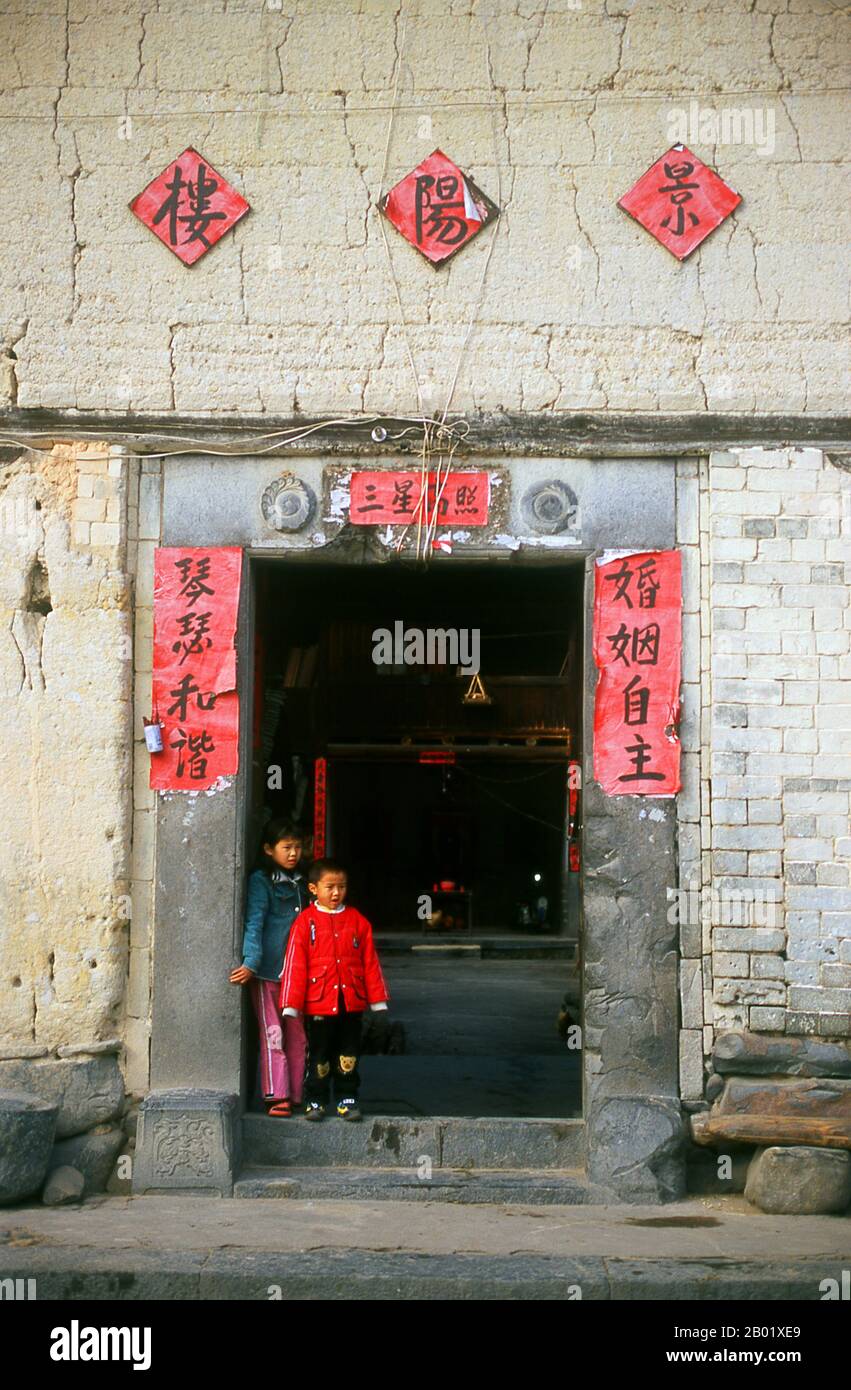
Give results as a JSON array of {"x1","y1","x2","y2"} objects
[{"x1": 246, "y1": 558, "x2": 584, "y2": 1118}]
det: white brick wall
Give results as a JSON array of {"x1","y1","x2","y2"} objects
[
  {"x1": 675, "y1": 456, "x2": 710, "y2": 1099},
  {"x1": 676, "y1": 446, "x2": 851, "y2": 1098},
  {"x1": 707, "y1": 448, "x2": 851, "y2": 1046}
]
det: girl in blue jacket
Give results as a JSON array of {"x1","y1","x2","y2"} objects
[{"x1": 229, "y1": 818, "x2": 309, "y2": 1117}]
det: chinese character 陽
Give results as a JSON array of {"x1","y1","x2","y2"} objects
[{"x1": 415, "y1": 173, "x2": 468, "y2": 247}]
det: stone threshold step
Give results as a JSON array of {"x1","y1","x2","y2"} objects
[
  {"x1": 234, "y1": 1166, "x2": 596, "y2": 1204},
  {"x1": 242, "y1": 1114, "x2": 586, "y2": 1170}
]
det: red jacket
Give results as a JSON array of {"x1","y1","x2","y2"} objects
[{"x1": 280, "y1": 905, "x2": 389, "y2": 1017}]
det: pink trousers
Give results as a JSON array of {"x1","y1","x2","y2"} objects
[{"x1": 249, "y1": 978, "x2": 307, "y2": 1103}]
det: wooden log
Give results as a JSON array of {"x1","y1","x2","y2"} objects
[
  {"x1": 691, "y1": 1113, "x2": 851, "y2": 1150},
  {"x1": 715, "y1": 1077, "x2": 851, "y2": 1120}
]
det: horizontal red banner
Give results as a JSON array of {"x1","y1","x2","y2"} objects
[{"x1": 350, "y1": 471, "x2": 489, "y2": 526}]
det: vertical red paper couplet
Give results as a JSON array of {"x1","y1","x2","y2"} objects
[
  {"x1": 313, "y1": 757, "x2": 328, "y2": 858},
  {"x1": 593, "y1": 550, "x2": 682, "y2": 796},
  {"x1": 151, "y1": 547, "x2": 243, "y2": 791}
]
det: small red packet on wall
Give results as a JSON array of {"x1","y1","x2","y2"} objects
[
  {"x1": 380, "y1": 149, "x2": 499, "y2": 266},
  {"x1": 130, "y1": 148, "x2": 250, "y2": 266},
  {"x1": 618, "y1": 145, "x2": 741, "y2": 260}
]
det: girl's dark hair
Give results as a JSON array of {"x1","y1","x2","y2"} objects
[{"x1": 256, "y1": 817, "x2": 304, "y2": 875}]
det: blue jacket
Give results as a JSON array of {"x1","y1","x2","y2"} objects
[{"x1": 241, "y1": 869, "x2": 309, "y2": 981}]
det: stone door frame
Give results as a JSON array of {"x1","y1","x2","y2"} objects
[{"x1": 142, "y1": 457, "x2": 685, "y2": 1201}]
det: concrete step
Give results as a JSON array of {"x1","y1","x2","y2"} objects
[
  {"x1": 234, "y1": 1165, "x2": 595, "y2": 1204},
  {"x1": 242, "y1": 1114, "x2": 585, "y2": 1170}
]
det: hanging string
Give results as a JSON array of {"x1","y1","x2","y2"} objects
[
  {"x1": 372, "y1": 1, "x2": 506, "y2": 561},
  {"x1": 375, "y1": 1, "x2": 424, "y2": 421},
  {"x1": 437, "y1": 2, "x2": 504, "y2": 430}
]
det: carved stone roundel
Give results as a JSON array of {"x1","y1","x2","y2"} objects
[
  {"x1": 261, "y1": 473, "x2": 316, "y2": 532},
  {"x1": 521, "y1": 480, "x2": 579, "y2": 535}
]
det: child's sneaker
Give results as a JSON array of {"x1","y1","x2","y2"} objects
[
  {"x1": 304, "y1": 1102, "x2": 326, "y2": 1121},
  {"x1": 336, "y1": 1098, "x2": 362, "y2": 1122}
]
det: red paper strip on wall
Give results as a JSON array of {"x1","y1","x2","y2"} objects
[
  {"x1": 313, "y1": 757, "x2": 327, "y2": 858},
  {"x1": 592, "y1": 550, "x2": 682, "y2": 797},
  {"x1": 151, "y1": 547, "x2": 242, "y2": 791},
  {"x1": 350, "y1": 471, "x2": 489, "y2": 526}
]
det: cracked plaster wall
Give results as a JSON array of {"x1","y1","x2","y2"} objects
[
  {"x1": 0, "y1": 0, "x2": 847, "y2": 1096},
  {"x1": 0, "y1": 0, "x2": 847, "y2": 417},
  {"x1": 0, "y1": 444, "x2": 134, "y2": 1054}
]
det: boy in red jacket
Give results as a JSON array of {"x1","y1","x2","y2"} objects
[{"x1": 280, "y1": 858, "x2": 389, "y2": 1122}]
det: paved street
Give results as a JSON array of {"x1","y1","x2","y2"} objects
[{"x1": 2, "y1": 1194, "x2": 848, "y2": 1300}]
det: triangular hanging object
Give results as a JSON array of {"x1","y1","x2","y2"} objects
[{"x1": 462, "y1": 672, "x2": 492, "y2": 705}]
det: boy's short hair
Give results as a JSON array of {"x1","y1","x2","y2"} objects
[{"x1": 308, "y1": 857, "x2": 347, "y2": 884}]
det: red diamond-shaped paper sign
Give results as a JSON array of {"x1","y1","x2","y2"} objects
[
  {"x1": 130, "y1": 147, "x2": 250, "y2": 266},
  {"x1": 380, "y1": 148, "x2": 499, "y2": 267},
  {"x1": 617, "y1": 144, "x2": 741, "y2": 260}
]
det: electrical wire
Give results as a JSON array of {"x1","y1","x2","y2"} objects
[
  {"x1": 461, "y1": 764, "x2": 566, "y2": 786},
  {"x1": 0, "y1": 413, "x2": 433, "y2": 463},
  {"x1": 2, "y1": 87, "x2": 846, "y2": 124},
  {"x1": 451, "y1": 762, "x2": 567, "y2": 834}
]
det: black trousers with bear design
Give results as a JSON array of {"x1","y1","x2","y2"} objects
[{"x1": 304, "y1": 999, "x2": 363, "y2": 1106}]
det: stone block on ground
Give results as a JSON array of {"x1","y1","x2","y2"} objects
[
  {"x1": 48, "y1": 1125, "x2": 124, "y2": 1196},
  {"x1": 745, "y1": 1146, "x2": 851, "y2": 1215},
  {"x1": 587, "y1": 1097, "x2": 685, "y2": 1203},
  {"x1": 42, "y1": 1166, "x2": 85, "y2": 1207},
  {"x1": 0, "y1": 1057, "x2": 124, "y2": 1139},
  {"x1": 133, "y1": 1089, "x2": 240, "y2": 1197},
  {"x1": 0, "y1": 1091, "x2": 59, "y2": 1204}
]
